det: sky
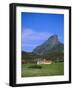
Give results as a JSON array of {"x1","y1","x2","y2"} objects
[{"x1": 21, "y1": 12, "x2": 64, "y2": 52}]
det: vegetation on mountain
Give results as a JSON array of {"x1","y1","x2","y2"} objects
[{"x1": 22, "y1": 35, "x2": 64, "y2": 63}]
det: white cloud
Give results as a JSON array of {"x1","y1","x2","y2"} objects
[{"x1": 22, "y1": 29, "x2": 52, "y2": 52}]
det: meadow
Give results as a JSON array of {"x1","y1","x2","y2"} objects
[{"x1": 21, "y1": 62, "x2": 64, "y2": 77}]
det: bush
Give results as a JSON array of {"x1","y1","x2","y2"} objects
[{"x1": 28, "y1": 65, "x2": 42, "y2": 69}]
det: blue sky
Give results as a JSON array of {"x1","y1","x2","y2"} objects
[{"x1": 21, "y1": 12, "x2": 64, "y2": 52}]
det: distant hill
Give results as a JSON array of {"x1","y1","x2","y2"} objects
[
  {"x1": 22, "y1": 35, "x2": 64, "y2": 63},
  {"x1": 22, "y1": 51, "x2": 41, "y2": 60},
  {"x1": 32, "y1": 35, "x2": 64, "y2": 55}
]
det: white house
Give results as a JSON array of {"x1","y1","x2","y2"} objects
[{"x1": 36, "y1": 58, "x2": 52, "y2": 64}]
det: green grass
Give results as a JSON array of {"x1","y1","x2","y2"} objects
[{"x1": 21, "y1": 62, "x2": 64, "y2": 77}]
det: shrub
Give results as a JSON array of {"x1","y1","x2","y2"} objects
[{"x1": 28, "y1": 65, "x2": 42, "y2": 69}]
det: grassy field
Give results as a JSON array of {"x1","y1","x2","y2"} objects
[{"x1": 21, "y1": 62, "x2": 64, "y2": 77}]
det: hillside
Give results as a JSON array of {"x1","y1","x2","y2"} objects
[
  {"x1": 22, "y1": 51, "x2": 41, "y2": 60},
  {"x1": 22, "y1": 35, "x2": 64, "y2": 62},
  {"x1": 33, "y1": 35, "x2": 64, "y2": 55}
]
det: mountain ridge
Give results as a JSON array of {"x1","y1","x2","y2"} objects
[{"x1": 32, "y1": 35, "x2": 64, "y2": 55}]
